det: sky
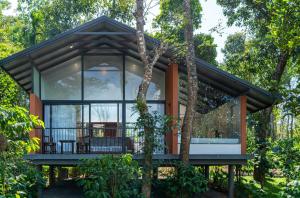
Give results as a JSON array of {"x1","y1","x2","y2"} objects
[{"x1": 3, "y1": 0, "x2": 242, "y2": 63}]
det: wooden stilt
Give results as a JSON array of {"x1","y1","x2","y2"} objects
[
  {"x1": 36, "y1": 165, "x2": 43, "y2": 198},
  {"x1": 49, "y1": 166, "x2": 55, "y2": 186},
  {"x1": 228, "y1": 165, "x2": 235, "y2": 198},
  {"x1": 204, "y1": 165, "x2": 209, "y2": 181}
]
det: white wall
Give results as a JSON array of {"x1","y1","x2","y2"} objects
[{"x1": 178, "y1": 143, "x2": 241, "y2": 155}]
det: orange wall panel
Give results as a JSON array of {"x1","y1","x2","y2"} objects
[
  {"x1": 29, "y1": 93, "x2": 43, "y2": 153},
  {"x1": 165, "y1": 63, "x2": 179, "y2": 154},
  {"x1": 240, "y1": 95, "x2": 247, "y2": 154}
]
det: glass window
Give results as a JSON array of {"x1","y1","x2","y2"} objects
[
  {"x1": 191, "y1": 97, "x2": 241, "y2": 144},
  {"x1": 125, "y1": 56, "x2": 165, "y2": 100},
  {"x1": 33, "y1": 67, "x2": 40, "y2": 97},
  {"x1": 51, "y1": 105, "x2": 82, "y2": 128},
  {"x1": 90, "y1": 103, "x2": 122, "y2": 138},
  {"x1": 125, "y1": 103, "x2": 164, "y2": 124},
  {"x1": 41, "y1": 57, "x2": 81, "y2": 100},
  {"x1": 84, "y1": 56, "x2": 123, "y2": 100}
]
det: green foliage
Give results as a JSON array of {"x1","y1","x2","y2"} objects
[
  {"x1": 17, "y1": 0, "x2": 135, "y2": 46},
  {"x1": 0, "y1": 152, "x2": 45, "y2": 198},
  {"x1": 133, "y1": 102, "x2": 175, "y2": 152},
  {"x1": 268, "y1": 138, "x2": 300, "y2": 182},
  {"x1": 0, "y1": 105, "x2": 44, "y2": 197},
  {"x1": 78, "y1": 154, "x2": 142, "y2": 198},
  {"x1": 154, "y1": 0, "x2": 204, "y2": 58},
  {"x1": 156, "y1": 164, "x2": 207, "y2": 197},
  {"x1": 210, "y1": 167, "x2": 228, "y2": 192},
  {"x1": 194, "y1": 33, "x2": 218, "y2": 65},
  {"x1": 281, "y1": 179, "x2": 300, "y2": 198},
  {"x1": 0, "y1": 106, "x2": 43, "y2": 153},
  {"x1": 0, "y1": 1, "x2": 27, "y2": 107}
]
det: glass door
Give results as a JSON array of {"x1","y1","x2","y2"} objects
[{"x1": 89, "y1": 103, "x2": 123, "y2": 153}]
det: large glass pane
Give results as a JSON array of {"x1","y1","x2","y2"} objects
[
  {"x1": 125, "y1": 56, "x2": 165, "y2": 100},
  {"x1": 84, "y1": 56, "x2": 123, "y2": 100},
  {"x1": 126, "y1": 103, "x2": 165, "y2": 154},
  {"x1": 90, "y1": 103, "x2": 124, "y2": 153},
  {"x1": 41, "y1": 57, "x2": 81, "y2": 100},
  {"x1": 52, "y1": 105, "x2": 82, "y2": 153},
  {"x1": 191, "y1": 97, "x2": 241, "y2": 144}
]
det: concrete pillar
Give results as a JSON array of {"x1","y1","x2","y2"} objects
[{"x1": 228, "y1": 165, "x2": 235, "y2": 198}]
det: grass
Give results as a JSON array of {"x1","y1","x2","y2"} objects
[{"x1": 235, "y1": 176, "x2": 286, "y2": 198}]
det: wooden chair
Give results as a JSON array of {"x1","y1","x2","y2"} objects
[
  {"x1": 76, "y1": 136, "x2": 90, "y2": 154},
  {"x1": 43, "y1": 135, "x2": 56, "y2": 154}
]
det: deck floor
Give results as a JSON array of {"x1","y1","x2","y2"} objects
[{"x1": 25, "y1": 154, "x2": 249, "y2": 166}]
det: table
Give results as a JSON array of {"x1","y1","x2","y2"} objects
[{"x1": 60, "y1": 140, "x2": 75, "y2": 154}]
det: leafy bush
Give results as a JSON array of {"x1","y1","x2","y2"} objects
[
  {"x1": 78, "y1": 154, "x2": 142, "y2": 198},
  {"x1": 0, "y1": 153, "x2": 45, "y2": 198},
  {"x1": 268, "y1": 138, "x2": 300, "y2": 182},
  {"x1": 281, "y1": 179, "x2": 300, "y2": 198},
  {"x1": 210, "y1": 167, "x2": 228, "y2": 192},
  {"x1": 155, "y1": 163, "x2": 207, "y2": 197},
  {"x1": 0, "y1": 106, "x2": 45, "y2": 197}
]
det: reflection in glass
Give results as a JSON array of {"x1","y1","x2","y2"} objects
[
  {"x1": 41, "y1": 57, "x2": 81, "y2": 100},
  {"x1": 126, "y1": 103, "x2": 165, "y2": 154},
  {"x1": 125, "y1": 56, "x2": 165, "y2": 100},
  {"x1": 84, "y1": 56, "x2": 123, "y2": 100}
]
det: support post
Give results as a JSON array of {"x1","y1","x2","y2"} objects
[
  {"x1": 153, "y1": 167, "x2": 158, "y2": 180},
  {"x1": 36, "y1": 165, "x2": 43, "y2": 198},
  {"x1": 228, "y1": 165, "x2": 235, "y2": 198},
  {"x1": 165, "y1": 63, "x2": 179, "y2": 154},
  {"x1": 49, "y1": 166, "x2": 55, "y2": 186},
  {"x1": 204, "y1": 165, "x2": 209, "y2": 181}
]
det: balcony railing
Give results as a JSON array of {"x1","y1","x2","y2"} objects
[{"x1": 41, "y1": 126, "x2": 165, "y2": 154}]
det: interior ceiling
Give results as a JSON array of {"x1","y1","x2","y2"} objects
[{"x1": 0, "y1": 16, "x2": 277, "y2": 113}]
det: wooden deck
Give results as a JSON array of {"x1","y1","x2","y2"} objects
[{"x1": 24, "y1": 154, "x2": 250, "y2": 166}]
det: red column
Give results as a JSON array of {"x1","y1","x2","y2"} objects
[
  {"x1": 240, "y1": 96, "x2": 247, "y2": 155},
  {"x1": 29, "y1": 93, "x2": 43, "y2": 153},
  {"x1": 165, "y1": 63, "x2": 179, "y2": 154}
]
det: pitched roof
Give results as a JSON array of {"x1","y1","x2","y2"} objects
[{"x1": 0, "y1": 16, "x2": 277, "y2": 112}]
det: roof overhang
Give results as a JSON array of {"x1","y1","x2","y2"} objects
[{"x1": 0, "y1": 16, "x2": 278, "y2": 113}]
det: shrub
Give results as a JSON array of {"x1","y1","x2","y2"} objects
[
  {"x1": 210, "y1": 167, "x2": 228, "y2": 192},
  {"x1": 78, "y1": 154, "x2": 142, "y2": 198},
  {"x1": 281, "y1": 179, "x2": 300, "y2": 198},
  {"x1": 0, "y1": 153, "x2": 45, "y2": 198},
  {"x1": 0, "y1": 106, "x2": 45, "y2": 197},
  {"x1": 155, "y1": 163, "x2": 207, "y2": 198}
]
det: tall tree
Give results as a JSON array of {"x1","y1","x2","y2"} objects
[
  {"x1": 17, "y1": 0, "x2": 135, "y2": 47},
  {"x1": 194, "y1": 33, "x2": 217, "y2": 65},
  {"x1": 0, "y1": 0, "x2": 27, "y2": 107},
  {"x1": 134, "y1": 0, "x2": 168, "y2": 197},
  {"x1": 180, "y1": 0, "x2": 198, "y2": 164},
  {"x1": 217, "y1": 0, "x2": 300, "y2": 186}
]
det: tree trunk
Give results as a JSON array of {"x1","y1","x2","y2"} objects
[
  {"x1": 135, "y1": 1, "x2": 168, "y2": 197},
  {"x1": 180, "y1": 0, "x2": 198, "y2": 165},
  {"x1": 253, "y1": 51, "x2": 289, "y2": 185}
]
